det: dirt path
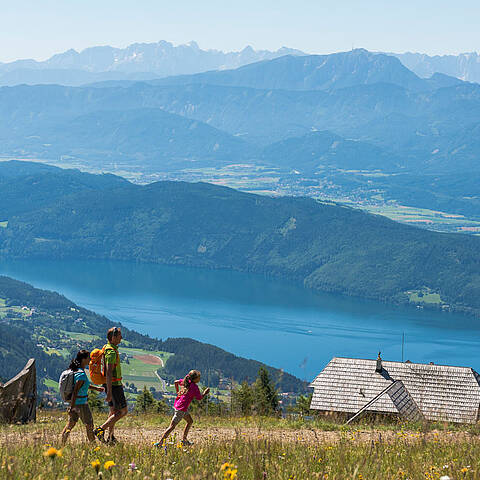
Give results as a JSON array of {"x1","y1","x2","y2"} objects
[
  {"x1": 155, "y1": 370, "x2": 167, "y2": 391},
  {"x1": 2, "y1": 426, "x2": 478, "y2": 447}
]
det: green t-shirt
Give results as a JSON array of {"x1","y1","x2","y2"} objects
[{"x1": 104, "y1": 343, "x2": 122, "y2": 386}]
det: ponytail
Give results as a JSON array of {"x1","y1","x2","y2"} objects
[
  {"x1": 69, "y1": 349, "x2": 90, "y2": 372},
  {"x1": 178, "y1": 370, "x2": 201, "y2": 396}
]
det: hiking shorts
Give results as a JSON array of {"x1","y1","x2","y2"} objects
[
  {"x1": 69, "y1": 404, "x2": 93, "y2": 425},
  {"x1": 104, "y1": 384, "x2": 127, "y2": 411},
  {"x1": 171, "y1": 408, "x2": 190, "y2": 425}
]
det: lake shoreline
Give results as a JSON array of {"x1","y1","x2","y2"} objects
[
  {"x1": 2, "y1": 253, "x2": 477, "y2": 320},
  {"x1": 1, "y1": 257, "x2": 479, "y2": 379}
]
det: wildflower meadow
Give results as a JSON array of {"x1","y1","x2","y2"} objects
[{"x1": 2, "y1": 412, "x2": 480, "y2": 479}]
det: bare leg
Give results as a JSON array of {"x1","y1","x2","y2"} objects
[
  {"x1": 61, "y1": 416, "x2": 77, "y2": 445},
  {"x1": 85, "y1": 423, "x2": 95, "y2": 443},
  {"x1": 107, "y1": 406, "x2": 115, "y2": 438},
  {"x1": 100, "y1": 407, "x2": 127, "y2": 433},
  {"x1": 182, "y1": 414, "x2": 193, "y2": 442},
  {"x1": 158, "y1": 420, "x2": 178, "y2": 445}
]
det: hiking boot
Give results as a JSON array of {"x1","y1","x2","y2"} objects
[
  {"x1": 93, "y1": 426, "x2": 105, "y2": 443},
  {"x1": 106, "y1": 435, "x2": 118, "y2": 445},
  {"x1": 182, "y1": 439, "x2": 193, "y2": 446}
]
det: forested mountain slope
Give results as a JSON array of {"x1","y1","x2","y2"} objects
[
  {"x1": 261, "y1": 131, "x2": 401, "y2": 172},
  {"x1": 0, "y1": 162, "x2": 479, "y2": 315}
]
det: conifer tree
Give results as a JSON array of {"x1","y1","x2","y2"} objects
[
  {"x1": 294, "y1": 393, "x2": 312, "y2": 415},
  {"x1": 254, "y1": 367, "x2": 279, "y2": 415},
  {"x1": 88, "y1": 389, "x2": 105, "y2": 412},
  {"x1": 134, "y1": 385, "x2": 156, "y2": 413},
  {"x1": 232, "y1": 381, "x2": 255, "y2": 415}
]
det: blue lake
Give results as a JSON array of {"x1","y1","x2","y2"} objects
[{"x1": 0, "y1": 258, "x2": 479, "y2": 380}]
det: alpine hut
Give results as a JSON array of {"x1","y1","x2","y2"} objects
[{"x1": 309, "y1": 355, "x2": 480, "y2": 424}]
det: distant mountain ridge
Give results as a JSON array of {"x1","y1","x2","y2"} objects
[
  {"x1": 150, "y1": 50, "x2": 429, "y2": 92},
  {"x1": 3, "y1": 41, "x2": 480, "y2": 88},
  {"x1": 392, "y1": 51, "x2": 480, "y2": 84},
  {"x1": 0, "y1": 40, "x2": 304, "y2": 86}
]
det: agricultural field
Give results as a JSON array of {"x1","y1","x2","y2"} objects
[
  {"x1": 2, "y1": 412, "x2": 480, "y2": 479},
  {"x1": 363, "y1": 203, "x2": 480, "y2": 233},
  {"x1": 120, "y1": 347, "x2": 173, "y2": 393},
  {"x1": 43, "y1": 379, "x2": 58, "y2": 390},
  {"x1": 44, "y1": 347, "x2": 71, "y2": 357},
  {"x1": 62, "y1": 331, "x2": 101, "y2": 342},
  {"x1": 0, "y1": 297, "x2": 33, "y2": 319},
  {"x1": 406, "y1": 289, "x2": 444, "y2": 306}
]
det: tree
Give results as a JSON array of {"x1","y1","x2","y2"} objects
[
  {"x1": 88, "y1": 389, "x2": 105, "y2": 412},
  {"x1": 134, "y1": 386, "x2": 156, "y2": 413},
  {"x1": 156, "y1": 398, "x2": 170, "y2": 414},
  {"x1": 232, "y1": 381, "x2": 255, "y2": 415},
  {"x1": 254, "y1": 367, "x2": 279, "y2": 415},
  {"x1": 292, "y1": 393, "x2": 312, "y2": 415}
]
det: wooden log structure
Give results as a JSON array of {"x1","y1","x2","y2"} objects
[{"x1": 0, "y1": 358, "x2": 36, "y2": 423}]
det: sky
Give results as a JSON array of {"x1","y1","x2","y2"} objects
[{"x1": 1, "y1": 0, "x2": 478, "y2": 62}]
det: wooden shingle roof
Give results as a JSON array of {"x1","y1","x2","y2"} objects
[{"x1": 310, "y1": 357, "x2": 480, "y2": 424}]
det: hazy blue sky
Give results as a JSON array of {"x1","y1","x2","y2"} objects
[{"x1": 1, "y1": 0, "x2": 478, "y2": 62}]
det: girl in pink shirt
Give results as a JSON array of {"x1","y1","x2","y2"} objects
[{"x1": 155, "y1": 369, "x2": 209, "y2": 447}]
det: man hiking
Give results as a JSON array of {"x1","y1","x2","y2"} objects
[{"x1": 93, "y1": 327, "x2": 128, "y2": 444}]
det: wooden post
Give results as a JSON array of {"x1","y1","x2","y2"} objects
[{"x1": 0, "y1": 358, "x2": 37, "y2": 423}]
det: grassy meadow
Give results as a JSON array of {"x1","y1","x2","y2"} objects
[{"x1": 3, "y1": 412, "x2": 480, "y2": 479}]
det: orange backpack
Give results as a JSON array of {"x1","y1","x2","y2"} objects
[{"x1": 89, "y1": 345, "x2": 121, "y2": 385}]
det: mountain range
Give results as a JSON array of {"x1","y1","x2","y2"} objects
[
  {"x1": 1, "y1": 48, "x2": 479, "y2": 176},
  {"x1": 391, "y1": 51, "x2": 480, "y2": 83},
  {"x1": 0, "y1": 47, "x2": 479, "y2": 223},
  {"x1": 0, "y1": 161, "x2": 479, "y2": 317},
  {"x1": 0, "y1": 40, "x2": 302, "y2": 86},
  {"x1": 1, "y1": 40, "x2": 479, "y2": 88}
]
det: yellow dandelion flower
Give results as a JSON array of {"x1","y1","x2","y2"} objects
[
  {"x1": 104, "y1": 460, "x2": 116, "y2": 471},
  {"x1": 43, "y1": 447, "x2": 62, "y2": 458},
  {"x1": 461, "y1": 467, "x2": 469, "y2": 474},
  {"x1": 91, "y1": 459, "x2": 101, "y2": 473},
  {"x1": 93, "y1": 446, "x2": 101, "y2": 452}
]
